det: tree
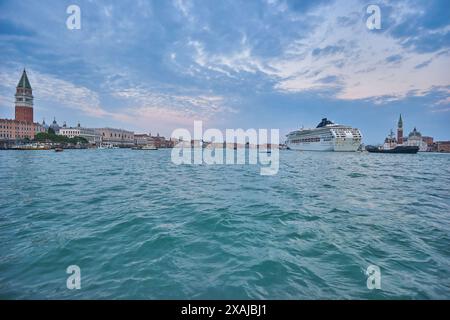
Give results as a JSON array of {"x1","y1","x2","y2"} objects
[
  {"x1": 48, "y1": 127, "x2": 55, "y2": 135},
  {"x1": 35, "y1": 132, "x2": 50, "y2": 142}
]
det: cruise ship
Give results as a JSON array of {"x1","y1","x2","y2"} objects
[{"x1": 286, "y1": 118, "x2": 362, "y2": 152}]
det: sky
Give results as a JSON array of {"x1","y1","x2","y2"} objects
[{"x1": 0, "y1": 0, "x2": 449, "y2": 143}]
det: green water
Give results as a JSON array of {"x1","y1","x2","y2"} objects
[{"x1": 0, "y1": 149, "x2": 449, "y2": 299}]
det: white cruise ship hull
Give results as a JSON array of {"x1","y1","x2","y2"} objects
[{"x1": 287, "y1": 140, "x2": 360, "y2": 152}]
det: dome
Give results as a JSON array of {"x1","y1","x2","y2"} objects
[
  {"x1": 49, "y1": 117, "x2": 60, "y2": 132},
  {"x1": 408, "y1": 127, "x2": 421, "y2": 138}
]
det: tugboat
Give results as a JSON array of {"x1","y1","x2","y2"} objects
[{"x1": 366, "y1": 130, "x2": 419, "y2": 154}]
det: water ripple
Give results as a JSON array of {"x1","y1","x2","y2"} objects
[{"x1": 0, "y1": 150, "x2": 449, "y2": 299}]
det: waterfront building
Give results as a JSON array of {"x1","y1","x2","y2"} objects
[
  {"x1": 0, "y1": 69, "x2": 45, "y2": 143},
  {"x1": 95, "y1": 128, "x2": 134, "y2": 147},
  {"x1": 36, "y1": 123, "x2": 46, "y2": 135},
  {"x1": 134, "y1": 132, "x2": 174, "y2": 148},
  {"x1": 59, "y1": 122, "x2": 101, "y2": 144},
  {"x1": 433, "y1": 141, "x2": 450, "y2": 153},
  {"x1": 0, "y1": 118, "x2": 45, "y2": 140},
  {"x1": 134, "y1": 133, "x2": 154, "y2": 146},
  {"x1": 152, "y1": 133, "x2": 169, "y2": 148},
  {"x1": 166, "y1": 138, "x2": 178, "y2": 148},
  {"x1": 405, "y1": 127, "x2": 428, "y2": 152},
  {"x1": 422, "y1": 136, "x2": 434, "y2": 147}
]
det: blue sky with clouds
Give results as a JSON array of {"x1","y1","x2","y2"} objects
[{"x1": 0, "y1": 0, "x2": 449, "y2": 143}]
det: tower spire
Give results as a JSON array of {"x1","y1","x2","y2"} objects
[
  {"x1": 17, "y1": 68, "x2": 32, "y2": 89},
  {"x1": 398, "y1": 114, "x2": 403, "y2": 129}
]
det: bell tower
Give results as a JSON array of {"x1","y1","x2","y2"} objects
[
  {"x1": 397, "y1": 114, "x2": 403, "y2": 144},
  {"x1": 15, "y1": 69, "x2": 34, "y2": 123}
]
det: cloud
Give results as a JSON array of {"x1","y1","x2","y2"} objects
[
  {"x1": 112, "y1": 87, "x2": 236, "y2": 123},
  {"x1": 385, "y1": 54, "x2": 403, "y2": 64},
  {"x1": 385, "y1": 0, "x2": 450, "y2": 53},
  {"x1": 268, "y1": 1, "x2": 449, "y2": 102},
  {"x1": 188, "y1": 39, "x2": 271, "y2": 77},
  {"x1": 312, "y1": 45, "x2": 345, "y2": 58},
  {"x1": 415, "y1": 59, "x2": 432, "y2": 69},
  {"x1": 0, "y1": 0, "x2": 449, "y2": 135},
  {"x1": 317, "y1": 75, "x2": 340, "y2": 84},
  {"x1": 173, "y1": 0, "x2": 449, "y2": 104}
]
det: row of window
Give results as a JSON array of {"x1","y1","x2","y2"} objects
[
  {"x1": 0, "y1": 133, "x2": 31, "y2": 138},
  {"x1": 0, "y1": 127, "x2": 34, "y2": 131},
  {"x1": 102, "y1": 132, "x2": 132, "y2": 139},
  {"x1": 61, "y1": 131, "x2": 81, "y2": 135},
  {"x1": 290, "y1": 137, "x2": 321, "y2": 143},
  {"x1": 16, "y1": 89, "x2": 31, "y2": 94}
]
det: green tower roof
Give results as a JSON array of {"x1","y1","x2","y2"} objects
[
  {"x1": 17, "y1": 69, "x2": 32, "y2": 89},
  {"x1": 398, "y1": 114, "x2": 403, "y2": 129}
]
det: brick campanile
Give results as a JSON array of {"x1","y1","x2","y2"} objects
[
  {"x1": 15, "y1": 69, "x2": 34, "y2": 123},
  {"x1": 397, "y1": 114, "x2": 403, "y2": 144}
]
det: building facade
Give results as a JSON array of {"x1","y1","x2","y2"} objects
[
  {"x1": 404, "y1": 127, "x2": 428, "y2": 152},
  {"x1": 0, "y1": 69, "x2": 45, "y2": 142},
  {"x1": 153, "y1": 133, "x2": 174, "y2": 148},
  {"x1": 95, "y1": 128, "x2": 134, "y2": 147},
  {"x1": 134, "y1": 133, "x2": 153, "y2": 146},
  {"x1": 134, "y1": 133, "x2": 175, "y2": 148},
  {"x1": 59, "y1": 123, "x2": 101, "y2": 144},
  {"x1": 0, "y1": 119, "x2": 45, "y2": 140},
  {"x1": 422, "y1": 136, "x2": 434, "y2": 150},
  {"x1": 433, "y1": 141, "x2": 450, "y2": 153}
]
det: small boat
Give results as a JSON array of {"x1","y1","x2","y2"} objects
[
  {"x1": 54, "y1": 147, "x2": 64, "y2": 152},
  {"x1": 12, "y1": 143, "x2": 50, "y2": 150},
  {"x1": 141, "y1": 144, "x2": 158, "y2": 150},
  {"x1": 98, "y1": 143, "x2": 119, "y2": 149},
  {"x1": 132, "y1": 144, "x2": 158, "y2": 150}
]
